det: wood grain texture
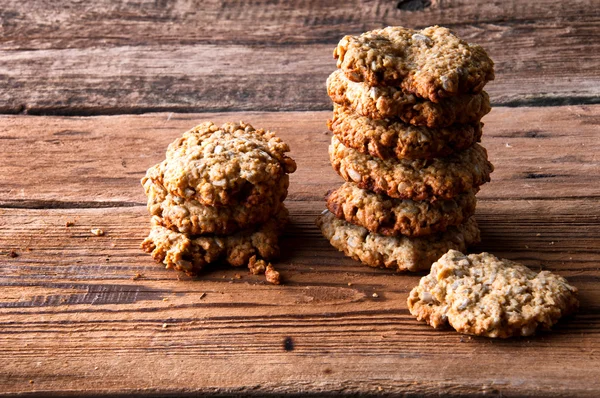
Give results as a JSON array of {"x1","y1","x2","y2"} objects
[
  {"x1": 1, "y1": 107, "x2": 599, "y2": 396},
  {"x1": 0, "y1": 0, "x2": 599, "y2": 114}
]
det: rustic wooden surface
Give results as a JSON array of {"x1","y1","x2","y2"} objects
[{"x1": 1, "y1": 1, "x2": 600, "y2": 396}]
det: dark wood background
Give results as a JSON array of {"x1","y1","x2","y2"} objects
[{"x1": 1, "y1": 1, "x2": 599, "y2": 396}]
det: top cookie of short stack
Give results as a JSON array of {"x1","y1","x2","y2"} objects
[{"x1": 334, "y1": 25, "x2": 494, "y2": 102}]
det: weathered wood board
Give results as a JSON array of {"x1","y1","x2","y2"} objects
[
  {"x1": 0, "y1": 106, "x2": 599, "y2": 396},
  {"x1": 1, "y1": 0, "x2": 599, "y2": 114}
]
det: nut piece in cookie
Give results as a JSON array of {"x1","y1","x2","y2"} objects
[
  {"x1": 144, "y1": 121, "x2": 296, "y2": 207},
  {"x1": 334, "y1": 25, "x2": 495, "y2": 102},
  {"x1": 408, "y1": 250, "x2": 579, "y2": 338},
  {"x1": 326, "y1": 182, "x2": 477, "y2": 237},
  {"x1": 140, "y1": 207, "x2": 288, "y2": 284},
  {"x1": 316, "y1": 210, "x2": 480, "y2": 272}
]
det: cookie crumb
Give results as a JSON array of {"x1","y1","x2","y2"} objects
[
  {"x1": 372, "y1": 293, "x2": 379, "y2": 298},
  {"x1": 162, "y1": 323, "x2": 168, "y2": 328},
  {"x1": 265, "y1": 265, "x2": 281, "y2": 285},
  {"x1": 91, "y1": 228, "x2": 104, "y2": 236},
  {"x1": 199, "y1": 292, "x2": 206, "y2": 299},
  {"x1": 66, "y1": 221, "x2": 75, "y2": 227},
  {"x1": 132, "y1": 273, "x2": 143, "y2": 281}
]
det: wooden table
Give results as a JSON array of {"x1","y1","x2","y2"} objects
[{"x1": 1, "y1": 1, "x2": 599, "y2": 396}]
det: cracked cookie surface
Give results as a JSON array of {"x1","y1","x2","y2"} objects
[
  {"x1": 316, "y1": 211, "x2": 480, "y2": 272},
  {"x1": 327, "y1": 70, "x2": 490, "y2": 127},
  {"x1": 141, "y1": 206, "x2": 288, "y2": 282},
  {"x1": 329, "y1": 136, "x2": 493, "y2": 201},
  {"x1": 326, "y1": 182, "x2": 477, "y2": 237},
  {"x1": 328, "y1": 104, "x2": 482, "y2": 160},
  {"x1": 407, "y1": 250, "x2": 579, "y2": 338},
  {"x1": 334, "y1": 25, "x2": 494, "y2": 102},
  {"x1": 144, "y1": 121, "x2": 296, "y2": 207}
]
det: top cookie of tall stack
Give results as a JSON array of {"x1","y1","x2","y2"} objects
[{"x1": 333, "y1": 25, "x2": 494, "y2": 103}]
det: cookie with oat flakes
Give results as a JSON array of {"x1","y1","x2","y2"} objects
[
  {"x1": 140, "y1": 207, "x2": 288, "y2": 284},
  {"x1": 334, "y1": 26, "x2": 494, "y2": 102},
  {"x1": 327, "y1": 70, "x2": 490, "y2": 127},
  {"x1": 328, "y1": 104, "x2": 482, "y2": 160},
  {"x1": 407, "y1": 250, "x2": 579, "y2": 338},
  {"x1": 316, "y1": 210, "x2": 480, "y2": 272},
  {"x1": 144, "y1": 121, "x2": 296, "y2": 207},
  {"x1": 142, "y1": 170, "x2": 289, "y2": 235},
  {"x1": 326, "y1": 182, "x2": 477, "y2": 237},
  {"x1": 329, "y1": 136, "x2": 493, "y2": 201}
]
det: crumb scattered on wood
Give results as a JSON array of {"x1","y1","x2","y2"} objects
[
  {"x1": 91, "y1": 228, "x2": 104, "y2": 236},
  {"x1": 132, "y1": 272, "x2": 143, "y2": 281},
  {"x1": 372, "y1": 293, "x2": 379, "y2": 298},
  {"x1": 162, "y1": 323, "x2": 168, "y2": 328},
  {"x1": 8, "y1": 250, "x2": 18, "y2": 258},
  {"x1": 65, "y1": 221, "x2": 75, "y2": 227},
  {"x1": 199, "y1": 292, "x2": 206, "y2": 299}
]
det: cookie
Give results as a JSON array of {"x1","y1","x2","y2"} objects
[
  {"x1": 144, "y1": 121, "x2": 297, "y2": 207},
  {"x1": 328, "y1": 104, "x2": 482, "y2": 160},
  {"x1": 326, "y1": 70, "x2": 490, "y2": 127},
  {"x1": 407, "y1": 250, "x2": 579, "y2": 338},
  {"x1": 329, "y1": 136, "x2": 493, "y2": 201},
  {"x1": 334, "y1": 26, "x2": 495, "y2": 102},
  {"x1": 316, "y1": 210, "x2": 480, "y2": 272},
  {"x1": 326, "y1": 182, "x2": 477, "y2": 237},
  {"x1": 141, "y1": 207, "x2": 288, "y2": 283},
  {"x1": 142, "y1": 170, "x2": 288, "y2": 235}
]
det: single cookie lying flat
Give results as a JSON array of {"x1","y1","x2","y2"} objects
[
  {"x1": 408, "y1": 250, "x2": 579, "y2": 338},
  {"x1": 327, "y1": 70, "x2": 490, "y2": 127},
  {"x1": 326, "y1": 182, "x2": 477, "y2": 237},
  {"x1": 334, "y1": 25, "x2": 495, "y2": 102},
  {"x1": 316, "y1": 210, "x2": 480, "y2": 272},
  {"x1": 145, "y1": 121, "x2": 296, "y2": 207},
  {"x1": 141, "y1": 207, "x2": 288, "y2": 284},
  {"x1": 328, "y1": 104, "x2": 482, "y2": 160},
  {"x1": 330, "y1": 136, "x2": 493, "y2": 201},
  {"x1": 143, "y1": 170, "x2": 288, "y2": 235}
]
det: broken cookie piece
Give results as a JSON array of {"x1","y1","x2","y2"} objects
[{"x1": 408, "y1": 250, "x2": 579, "y2": 338}]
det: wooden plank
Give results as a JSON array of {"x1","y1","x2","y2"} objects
[
  {"x1": 1, "y1": 106, "x2": 599, "y2": 207},
  {"x1": 0, "y1": 1, "x2": 598, "y2": 114},
  {"x1": 0, "y1": 108, "x2": 599, "y2": 395}
]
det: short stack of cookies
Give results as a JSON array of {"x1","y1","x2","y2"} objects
[
  {"x1": 141, "y1": 121, "x2": 296, "y2": 284},
  {"x1": 317, "y1": 26, "x2": 495, "y2": 272}
]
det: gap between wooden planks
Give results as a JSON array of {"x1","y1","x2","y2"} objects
[
  {"x1": 0, "y1": 106, "x2": 599, "y2": 396},
  {"x1": 0, "y1": 0, "x2": 599, "y2": 114}
]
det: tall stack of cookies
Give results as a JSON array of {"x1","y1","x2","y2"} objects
[
  {"x1": 141, "y1": 121, "x2": 296, "y2": 284},
  {"x1": 317, "y1": 26, "x2": 495, "y2": 272}
]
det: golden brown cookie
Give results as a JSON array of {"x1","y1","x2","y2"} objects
[
  {"x1": 328, "y1": 104, "x2": 482, "y2": 160},
  {"x1": 316, "y1": 210, "x2": 480, "y2": 272},
  {"x1": 142, "y1": 171, "x2": 288, "y2": 235},
  {"x1": 326, "y1": 182, "x2": 477, "y2": 237},
  {"x1": 141, "y1": 207, "x2": 288, "y2": 282},
  {"x1": 326, "y1": 70, "x2": 491, "y2": 127},
  {"x1": 329, "y1": 136, "x2": 493, "y2": 201},
  {"x1": 408, "y1": 250, "x2": 579, "y2": 338},
  {"x1": 144, "y1": 121, "x2": 296, "y2": 207},
  {"x1": 334, "y1": 25, "x2": 495, "y2": 102}
]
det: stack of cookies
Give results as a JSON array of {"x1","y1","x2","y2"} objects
[
  {"x1": 317, "y1": 26, "x2": 495, "y2": 272},
  {"x1": 141, "y1": 121, "x2": 296, "y2": 284}
]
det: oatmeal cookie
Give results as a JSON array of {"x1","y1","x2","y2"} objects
[
  {"x1": 326, "y1": 70, "x2": 490, "y2": 127},
  {"x1": 144, "y1": 121, "x2": 296, "y2": 207},
  {"x1": 328, "y1": 104, "x2": 482, "y2": 160},
  {"x1": 326, "y1": 182, "x2": 477, "y2": 237},
  {"x1": 407, "y1": 250, "x2": 579, "y2": 338},
  {"x1": 334, "y1": 26, "x2": 495, "y2": 102},
  {"x1": 141, "y1": 207, "x2": 288, "y2": 282},
  {"x1": 143, "y1": 172, "x2": 288, "y2": 235},
  {"x1": 329, "y1": 136, "x2": 493, "y2": 201},
  {"x1": 316, "y1": 211, "x2": 480, "y2": 272}
]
